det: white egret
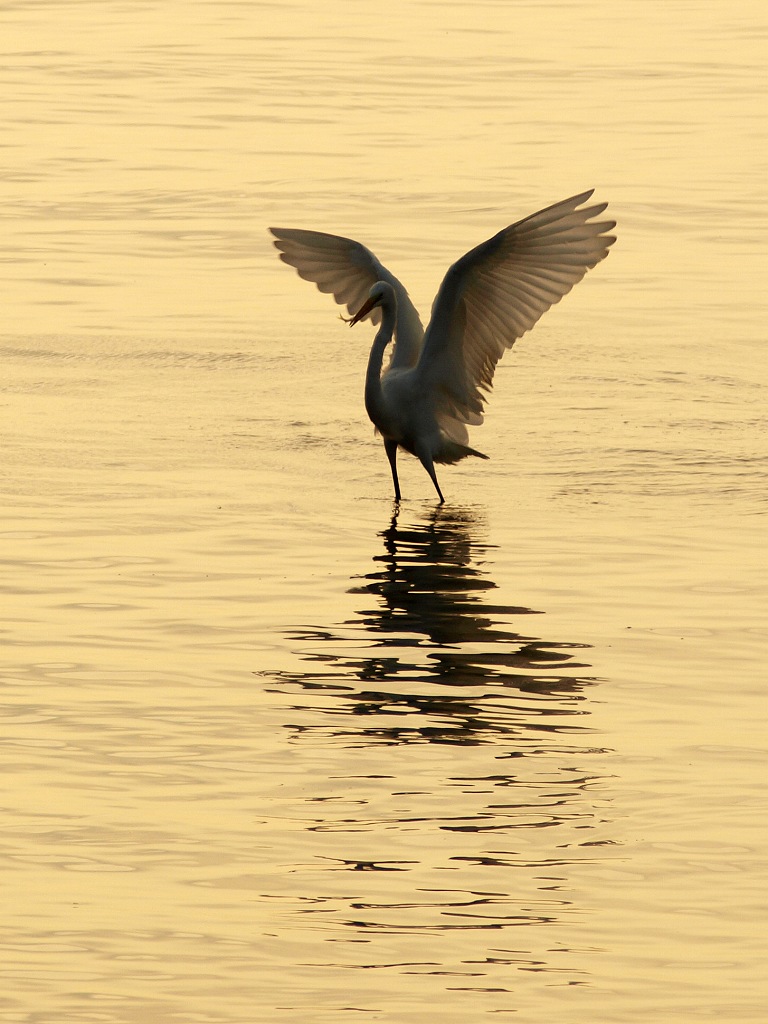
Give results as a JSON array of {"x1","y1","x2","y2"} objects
[{"x1": 270, "y1": 190, "x2": 615, "y2": 503}]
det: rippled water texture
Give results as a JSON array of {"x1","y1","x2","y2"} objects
[{"x1": 1, "y1": 1, "x2": 766, "y2": 1021}]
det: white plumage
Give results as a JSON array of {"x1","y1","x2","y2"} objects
[{"x1": 270, "y1": 190, "x2": 616, "y2": 502}]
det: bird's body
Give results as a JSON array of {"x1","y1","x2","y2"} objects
[
  {"x1": 270, "y1": 190, "x2": 615, "y2": 502},
  {"x1": 359, "y1": 287, "x2": 489, "y2": 501}
]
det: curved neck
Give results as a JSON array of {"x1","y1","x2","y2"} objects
[{"x1": 364, "y1": 302, "x2": 396, "y2": 427}]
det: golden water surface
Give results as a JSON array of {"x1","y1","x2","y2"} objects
[{"x1": 1, "y1": 1, "x2": 766, "y2": 1022}]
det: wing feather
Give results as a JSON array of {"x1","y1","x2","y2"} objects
[
  {"x1": 419, "y1": 190, "x2": 616, "y2": 425},
  {"x1": 269, "y1": 227, "x2": 424, "y2": 368}
]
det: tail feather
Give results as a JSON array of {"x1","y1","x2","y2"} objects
[{"x1": 436, "y1": 440, "x2": 489, "y2": 465}]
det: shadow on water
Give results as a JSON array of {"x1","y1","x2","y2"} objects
[
  {"x1": 265, "y1": 506, "x2": 616, "y2": 962},
  {"x1": 273, "y1": 504, "x2": 604, "y2": 754}
]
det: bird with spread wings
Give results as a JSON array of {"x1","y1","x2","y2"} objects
[{"x1": 270, "y1": 190, "x2": 616, "y2": 502}]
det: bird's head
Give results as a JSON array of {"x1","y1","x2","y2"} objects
[{"x1": 346, "y1": 281, "x2": 394, "y2": 327}]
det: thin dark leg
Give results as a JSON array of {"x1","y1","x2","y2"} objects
[
  {"x1": 384, "y1": 438, "x2": 401, "y2": 501},
  {"x1": 417, "y1": 450, "x2": 445, "y2": 504},
  {"x1": 427, "y1": 466, "x2": 445, "y2": 504}
]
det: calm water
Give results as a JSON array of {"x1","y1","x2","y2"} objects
[{"x1": 1, "y1": 1, "x2": 766, "y2": 1021}]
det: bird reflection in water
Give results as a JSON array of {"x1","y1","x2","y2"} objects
[{"x1": 278, "y1": 505, "x2": 599, "y2": 752}]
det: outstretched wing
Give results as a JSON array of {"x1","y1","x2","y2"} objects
[
  {"x1": 269, "y1": 227, "x2": 424, "y2": 368},
  {"x1": 418, "y1": 190, "x2": 616, "y2": 428}
]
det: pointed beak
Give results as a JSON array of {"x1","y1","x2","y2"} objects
[{"x1": 348, "y1": 295, "x2": 377, "y2": 327}]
